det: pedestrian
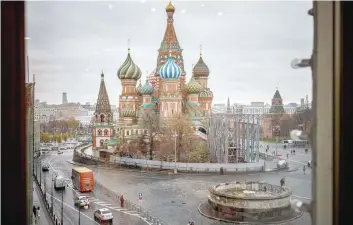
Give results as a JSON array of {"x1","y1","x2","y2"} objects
[
  {"x1": 286, "y1": 153, "x2": 289, "y2": 159},
  {"x1": 37, "y1": 206, "x2": 40, "y2": 220},
  {"x1": 303, "y1": 165, "x2": 306, "y2": 174},
  {"x1": 32, "y1": 206, "x2": 37, "y2": 223},
  {"x1": 120, "y1": 195, "x2": 125, "y2": 208},
  {"x1": 191, "y1": 222, "x2": 194, "y2": 225},
  {"x1": 280, "y1": 178, "x2": 285, "y2": 187}
]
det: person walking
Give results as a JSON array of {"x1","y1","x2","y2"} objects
[
  {"x1": 280, "y1": 177, "x2": 285, "y2": 187},
  {"x1": 303, "y1": 165, "x2": 306, "y2": 174},
  {"x1": 32, "y1": 206, "x2": 37, "y2": 224},
  {"x1": 37, "y1": 206, "x2": 40, "y2": 220},
  {"x1": 120, "y1": 195, "x2": 125, "y2": 208}
]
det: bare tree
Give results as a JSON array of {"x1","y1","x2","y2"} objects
[
  {"x1": 163, "y1": 113, "x2": 194, "y2": 161},
  {"x1": 139, "y1": 109, "x2": 160, "y2": 160}
]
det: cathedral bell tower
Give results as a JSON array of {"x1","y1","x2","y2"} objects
[{"x1": 92, "y1": 72, "x2": 115, "y2": 149}]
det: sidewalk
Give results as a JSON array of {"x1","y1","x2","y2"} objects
[{"x1": 33, "y1": 181, "x2": 54, "y2": 225}]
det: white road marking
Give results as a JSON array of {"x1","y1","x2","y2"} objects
[
  {"x1": 94, "y1": 201, "x2": 107, "y2": 204},
  {"x1": 48, "y1": 193, "x2": 100, "y2": 224},
  {"x1": 292, "y1": 195, "x2": 311, "y2": 200},
  {"x1": 99, "y1": 203, "x2": 113, "y2": 206}
]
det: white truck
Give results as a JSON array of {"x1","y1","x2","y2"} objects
[{"x1": 54, "y1": 175, "x2": 69, "y2": 190}]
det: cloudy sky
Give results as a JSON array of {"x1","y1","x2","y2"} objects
[{"x1": 26, "y1": 0, "x2": 313, "y2": 105}]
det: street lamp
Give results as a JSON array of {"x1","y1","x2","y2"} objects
[
  {"x1": 174, "y1": 132, "x2": 177, "y2": 174},
  {"x1": 61, "y1": 180, "x2": 70, "y2": 225},
  {"x1": 51, "y1": 172, "x2": 58, "y2": 215},
  {"x1": 274, "y1": 125, "x2": 280, "y2": 156}
]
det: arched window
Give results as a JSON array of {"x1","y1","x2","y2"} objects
[
  {"x1": 100, "y1": 114, "x2": 105, "y2": 123},
  {"x1": 104, "y1": 129, "x2": 108, "y2": 136},
  {"x1": 98, "y1": 129, "x2": 102, "y2": 135},
  {"x1": 100, "y1": 139, "x2": 104, "y2": 147}
]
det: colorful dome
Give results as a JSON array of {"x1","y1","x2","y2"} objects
[
  {"x1": 159, "y1": 55, "x2": 182, "y2": 79},
  {"x1": 166, "y1": 1, "x2": 175, "y2": 12},
  {"x1": 193, "y1": 55, "x2": 210, "y2": 77},
  {"x1": 121, "y1": 107, "x2": 135, "y2": 117},
  {"x1": 186, "y1": 76, "x2": 202, "y2": 94},
  {"x1": 136, "y1": 81, "x2": 143, "y2": 95},
  {"x1": 140, "y1": 80, "x2": 154, "y2": 95},
  {"x1": 117, "y1": 50, "x2": 142, "y2": 80},
  {"x1": 199, "y1": 88, "x2": 213, "y2": 98}
]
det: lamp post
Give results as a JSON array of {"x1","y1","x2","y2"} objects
[
  {"x1": 51, "y1": 172, "x2": 57, "y2": 215},
  {"x1": 274, "y1": 125, "x2": 280, "y2": 156},
  {"x1": 173, "y1": 132, "x2": 177, "y2": 174},
  {"x1": 39, "y1": 159, "x2": 42, "y2": 187},
  {"x1": 61, "y1": 180, "x2": 70, "y2": 225}
]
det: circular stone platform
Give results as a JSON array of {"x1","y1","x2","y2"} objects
[{"x1": 199, "y1": 181, "x2": 303, "y2": 224}]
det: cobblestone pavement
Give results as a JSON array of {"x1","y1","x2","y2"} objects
[{"x1": 49, "y1": 151, "x2": 312, "y2": 225}]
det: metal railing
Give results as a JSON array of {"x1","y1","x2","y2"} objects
[{"x1": 94, "y1": 180, "x2": 169, "y2": 225}]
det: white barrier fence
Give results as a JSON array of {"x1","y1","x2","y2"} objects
[
  {"x1": 109, "y1": 156, "x2": 265, "y2": 173},
  {"x1": 75, "y1": 146, "x2": 265, "y2": 173}
]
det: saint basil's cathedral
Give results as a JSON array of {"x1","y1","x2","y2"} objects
[{"x1": 92, "y1": 1, "x2": 213, "y2": 149}]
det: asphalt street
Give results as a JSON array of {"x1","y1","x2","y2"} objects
[
  {"x1": 37, "y1": 144, "x2": 313, "y2": 225},
  {"x1": 35, "y1": 151, "x2": 150, "y2": 225}
]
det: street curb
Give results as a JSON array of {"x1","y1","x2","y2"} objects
[
  {"x1": 197, "y1": 202, "x2": 304, "y2": 224},
  {"x1": 33, "y1": 180, "x2": 55, "y2": 225}
]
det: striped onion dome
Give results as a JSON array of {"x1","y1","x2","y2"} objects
[
  {"x1": 186, "y1": 76, "x2": 202, "y2": 94},
  {"x1": 193, "y1": 55, "x2": 210, "y2": 77},
  {"x1": 136, "y1": 81, "x2": 143, "y2": 96},
  {"x1": 140, "y1": 80, "x2": 154, "y2": 95},
  {"x1": 117, "y1": 50, "x2": 142, "y2": 80},
  {"x1": 159, "y1": 55, "x2": 182, "y2": 79},
  {"x1": 199, "y1": 88, "x2": 213, "y2": 98},
  {"x1": 121, "y1": 107, "x2": 135, "y2": 117}
]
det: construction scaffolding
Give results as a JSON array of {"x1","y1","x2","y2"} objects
[{"x1": 208, "y1": 113, "x2": 261, "y2": 163}]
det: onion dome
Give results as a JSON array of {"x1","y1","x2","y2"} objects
[
  {"x1": 199, "y1": 88, "x2": 213, "y2": 98},
  {"x1": 186, "y1": 76, "x2": 202, "y2": 94},
  {"x1": 166, "y1": 1, "x2": 175, "y2": 12},
  {"x1": 140, "y1": 80, "x2": 154, "y2": 95},
  {"x1": 121, "y1": 107, "x2": 135, "y2": 117},
  {"x1": 159, "y1": 55, "x2": 182, "y2": 79},
  {"x1": 117, "y1": 49, "x2": 142, "y2": 80},
  {"x1": 136, "y1": 81, "x2": 143, "y2": 96},
  {"x1": 193, "y1": 55, "x2": 210, "y2": 77}
]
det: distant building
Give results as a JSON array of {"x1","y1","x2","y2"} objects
[{"x1": 62, "y1": 92, "x2": 68, "y2": 104}]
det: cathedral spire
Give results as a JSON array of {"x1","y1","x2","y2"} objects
[
  {"x1": 227, "y1": 97, "x2": 231, "y2": 113},
  {"x1": 161, "y1": 1, "x2": 179, "y2": 50},
  {"x1": 95, "y1": 71, "x2": 112, "y2": 115}
]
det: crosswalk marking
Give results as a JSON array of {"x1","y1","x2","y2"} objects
[
  {"x1": 95, "y1": 201, "x2": 107, "y2": 204},
  {"x1": 100, "y1": 203, "x2": 112, "y2": 206}
]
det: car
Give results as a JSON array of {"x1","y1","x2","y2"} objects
[
  {"x1": 57, "y1": 150, "x2": 63, "y2": 154},
  {"x1": 42, "y1": 163, "x2": 50, "y2": 172},
  {"x1": 74, "y1": 196, "x2": 90, "y2": 207},
  {"x1": 94, "y1": 208, "x2": 113, "y2": 224}
]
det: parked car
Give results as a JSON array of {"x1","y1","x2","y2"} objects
[
  {"x1": 74, "y1": 196, "x2": 90, "y2": 208},
  {"x1": 94, "y1": 208, "x2": 113, "y2": 224},
  {"x1": 42, "y1": 163, "x2": 50, "y2": 172},
  {"x1": 57, "y1": 150, "x2": 63, "y2": 154}
]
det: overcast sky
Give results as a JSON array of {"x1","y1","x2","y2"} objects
[{"x1": 26, "y1": 0, "x2": 313, "y2": 105}]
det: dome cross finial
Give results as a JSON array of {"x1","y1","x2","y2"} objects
[
  {"x1": 101, "y1": 70, "x2": 104, "y2": 79},
  {"x1": 128, "y1": 38, "x2": 131, "y2": 53},
  {"x1": 200, "y1": 45, "x2": 203, "y2": 57}
]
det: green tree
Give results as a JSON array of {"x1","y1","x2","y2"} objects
[
  {"x1": 56, "y1": 135, "x2": 62, "y2": 143},
  {"x1": 40, "y1": 133, "x2": 50, "y2": 143},
  {"x1": 188, "y1": 141, "x2": 210, "y2": 163},
  {"x1": 62, "y1": 133, "x2": 68, "y2": 142}
]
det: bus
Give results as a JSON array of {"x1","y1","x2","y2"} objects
[{"x1": 72, "y1": 167, "x2": 94, "y2": 192}]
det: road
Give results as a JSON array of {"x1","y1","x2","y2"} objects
[
  {"x1": 34, "y1": 150, "x2": 151, "y2": 225},
  {"x1": 37, "y1": 144, "x2": 313, "y2": 225}
]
